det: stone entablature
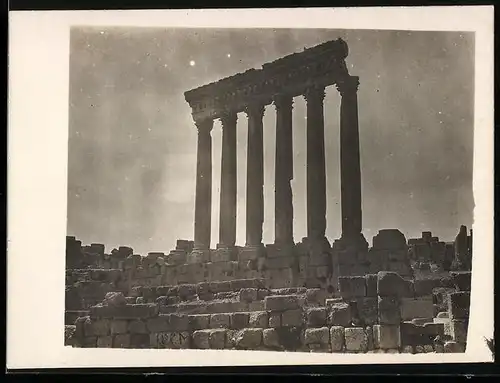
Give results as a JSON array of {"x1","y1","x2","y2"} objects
[{"x1": 184, "y1": 39, "x2": 349, "y2": 121}]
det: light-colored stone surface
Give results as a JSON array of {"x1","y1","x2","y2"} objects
[{"x1": 373, "y1": 324, "x2": 401, "y2": 350}]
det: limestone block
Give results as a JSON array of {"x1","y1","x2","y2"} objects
[
  {"x1": 169, "y1": 332, "x2": 191, "y2": 349},
  {"x1": 448, "y1": 292, "x2": 470, "y2": 319},
  {"x1": 263, "y1": 328, "x2": 280, "y2": 348},
  {"x1": 128, "y1": 320, "x2": 148, "y2": 334},
  {"x1": 268, "y1": 313, "x2": 281, "y2": 328},
  {"x1": 450, "y1": 271, "x2": 471, "y2": 291},
  {"x1": 401, "y1": 345, "x2": 414, "y2": 353},
  {"x1": 224, "y1": 329, "x2": 238, "y2": 348},
  {"x1": 365, "y1": 274, "x2": 378, "y2": 297},
  {"x1": 239, "y1": 288, "x2": 258, "y2": 303},
  {"x1": 306, "y1": 307, "x2": 327, "y2": 327},
  {"x1": 208, "y1": 329, "x2": 226, "y2": 349},
  {"x1": 209, "y1": 281, "x2": 232, "y2": 294},
  {"x1": 444, "y1": 341, "x2": 466, "y2": 353},
  {"x1": 345, "y1": 327, "x2": 369, "y2": 352},
  {"x1": 97, "y1": 336, "x2": 113, "y2": 348},
  {"x1": 329, "y1": 326, "x2": 345, "y2": 352},
  {"x1": 413, "y1": 278, "x2": 444, "y2": 297},
  {"x1": 373, "y1": 324, "x2": 401, "y2": 349},
  {"x1": 377, "y1": 272, "x2": 413, "y2": 297},
  {"x1": 281, "y1": 309, "x2": 303, "y2": 327},
  {"x1": 167, "y1": 313, "x2": 190, "y2": 332},
  {"x1": 372, "y1": 229, "x2": 407, "y2": 250},
  {"x1": 130, "y1": 333, "x2": 150, "y2": 348},
  {"x1": 146, "y1": 315, "x2": 172, "y2": 333},
  {"x1": 449, "y1": 319, "x2": 468, "y2": 343},
  {"x1": 327, "y1": 303, "x2": 352, "y2": 326},
  {"x1": 90, "y1": 303, "x2": 159, "y2": 320},
  {"x1": 264, "y1": 295, "x2": 300, "y2": 311},
  {"x1": 84, "y1": 319, "x2": 110, "y2": 337},
  {"x1": 365, "y1": 326, "x2": 374, "y2": 350},
  {"x1": 249, "y1": 301, "x2": 265, "y2": 311},
  {"x1": 188, "y1": 314, "x2": 210, "y2": 330},
  {"x1": 113, "y1": 334, "x2": 131, "y2": 348},
  {"x1": 304, "y1": 327, "x2": 330, "y2": 345},
  {"x1": 400, "y1": 297, "x2": 434, "y2": 321},
  {"x1": 356, "y1": 298, "x2": 378, "y2": 326},
  {"x1": 306, "y1": 288, "x2": 328, "y2": 305},
  {"x1": 249, "y1": 311, "x2": 268, "y2": 328},
  {"x1": 414, "y1": 345, "x2": 425, "y2": 353},
  {"x1": 378, "y1": 296, "x2": 401, "y2": 325},
  {"x1": 210, "y1": 313, "x2": 231, "y2": 328},
  {"x1": 192, "y1": 329, "x2": 211, "y2": 349},
  {"x1": 231, "y1": 312, "x2": 250, "y2": 329},
  {"x1": 338, "y1": 276, "x2": 366, "y2": 299},
  {"x1": 235, "y1": 328, "x2": 263, "y2": 349}
]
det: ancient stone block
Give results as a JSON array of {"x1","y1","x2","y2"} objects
[
  {"x1": 400, "y1": 297, "x2": 434, "y2": 321},
  {"x1": 170, "y1": 332, "x2": 191, "y2": 349},
  {"x1": 192, "y1": 329, "x2": 210, "y2": 349},
  {"x1": 249, "y1": 311, "x2": 268, "y2": 328},
  {"x1": 264, "y1": 295, "x2": 300, "y2": 311},
  {"x1": 281, "y1": 309, "x2": 303, "y2": 327},
  {"x1": 209, "y1": 281, "x2": 232, "y2": 294},
  {"x1": 444, "y1": 341, "x2": 465, "y2": 353},
  {"x1": 327, "y1": 303, "x2": 352, "y2": 326},
  {"x1": 235, "y1": 328, "x2": 263, "y2": 349},
  {"x1": 450, "y1": 271, "x2": 471, "y2": 291},
  {"x1": 372, "y1": 229, "x2": 407, "y2": 250},
  {"x1": 330, "y1": 326, "x2": 345, "y2": 352},
  {"x1": 305, "y1": 288, "x2": 327, "y2": 305},
  {"x1": 96, "y1": 336, "x2": 113, "y2": 348},
  {"x1": 248, "y1": 300, "x2": 265, "y2": 311},
  {"x1": 355, "y1": 298, "x2": 378, "y2": 326},
  {"x1": 304, "y1": 327, "x2": 330, "y2": 345},
  {"x1": 167, "y1": 313, "x2": 190, "y2": 331},
  {"x1": 268, "y1": 313, "x2": 281, "y2": 328},
  {"x1": 263, "y1": 328, "x2": 280, "y2": 348},
  {"x1": 306, "y1": 307, "x2": 327, "y2": 327},
  {"x1": 103, "y1": 291, "x2": 127, "y2": 307},
  {"x1": 90, "y1": 303, "x2": 159, "y2": 319},
  {"x1": 84, "y1": 319, "x2": 110, "y2": 337},
  {"x1": 448, "y1": 292, "x2": 470, "y2": 319},
  {"x1": 128, "y1": 320, "x2": 148, "y2": 334},
  {"x1": 231, "y1": 312, "x2": 250, "y2": 329},
  {"x1": 377, "y1": 272, "x2": 413, "y2": 297},
  {"x1": 338, "y1": 276, "x2": 366, "y2": 299},
  {"x1": 209, "y1": 329, "x2": 226, "y2": 349},
  {"x1": 413, "y1": 278, "x2": 447, "y2": 297},
  {"x1": 366, "y1": 326, "x2": 374, "y2": 351},
  {"x1": 365, "y1": 274, "x2": 378, "y2": 297},
  {"x1": 210, "y1": 313, "x2": 231, "y2": 328},
  {"x1": 113, "y1": 334, "x2": 130, "y2": 348},
  {"x1": 401, "y1": 345, "x2": 413, "y2": 353},
  {"x1": 449, "y1": 319, "x2": 468, "y2": 343},
  {"x1": 373, "y1": 324, "x2": 401, "y2": 349},
  {"x1": 188, "y1": 314, "x2": 210, "y2": 330},
  {"x1": 130, "y1": 333, "x2": 150, "y2": 348},
  {"x1": 345, "y1": 327, "x2": 369, "y2": 352},
  {"x1": 378, "y1": 296, "x2": 401, "y2": 325},
  {"x1": 239, "y1": 288, "x2": 258, "y2": 303}
]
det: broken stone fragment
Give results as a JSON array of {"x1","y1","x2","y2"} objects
[{"x1": 103, "y1": 292, "x2": 127, "y2": 307}]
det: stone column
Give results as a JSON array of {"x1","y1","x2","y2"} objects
[
  {"x1": 218, "y1": 112, "x2": 238, "y2": 249},
  {"x1": 304, "y1": 85, "x2": 328, "y2": 244},
  {"x1": 193, "y1": 118, "x2": 213, "y2": 250},
  {"x1": 245, "y1": 103, "x2": 265, "y2": 250},
  {"x1": 274, "y1": 94, "x2": 294, "y2": 246},
  {"x1": 336, "y1": 75, "x2": 367, "y2": 250}
]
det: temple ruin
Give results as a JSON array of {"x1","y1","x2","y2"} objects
[{"x1": 64, "y1": 39, "x2": 473, "y2": 354}]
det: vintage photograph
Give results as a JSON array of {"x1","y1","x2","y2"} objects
[{"x1": 64, "y1": 27, "x2": 475, "y2": 354}]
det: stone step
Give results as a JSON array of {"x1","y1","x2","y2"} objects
[{"x1": 158, "y1": 299, "x2": 265, "y2": 315}]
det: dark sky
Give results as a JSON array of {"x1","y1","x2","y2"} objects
[{"x1": 67, "y1": 27, "x2": 474, "y2": 255}]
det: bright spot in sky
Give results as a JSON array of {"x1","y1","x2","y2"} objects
[
  {"x1": 189, "y1": 60, "x2": 196, "y2": 66},
  {"x1": 227, "y1": 53, "x2": 231, "y2": 58}
]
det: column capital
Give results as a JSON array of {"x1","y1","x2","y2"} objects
[
  {"x1": 244, "y1": 103, "x2": 265, "y2": 119},
  {"x1": 303, "y1": 85, "x2": 326, "y2": 103},
  {"x1": 194, "y1": 118, "x2": 213, "y2": 134},
  {"x1": 336, "y1": 75, "x2": 360, "y2": 96},
  {"x1": 273, "y1": 93, "x2": 293, "y2": 111},
  {"x1": 220, "y1": 111, "x2": 238, "y2": 128}
]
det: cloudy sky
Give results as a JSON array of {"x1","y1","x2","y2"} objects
[{"x1": 67, "y1": 27, "x2": 474, "y2": 255}]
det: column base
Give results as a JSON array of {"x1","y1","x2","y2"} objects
[
  {"x1": 239, "y1": 244, "x2": 265, "y2": 262},
  {"x1": 303, "y1": 236, "x2": 331, "y2": 255},
  {"x1": 267, "y1": 242, "x2": 296, "y2": 258},
  {"x1": 212, "y1": 244, "x2": 238, "y2": 263},
  {"x1": 333, "y1": 233, "x2": 369, "y2": 252}
]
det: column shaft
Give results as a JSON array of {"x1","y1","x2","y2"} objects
[
  {"x1": 245, "y1": 104, "x2": 265, "y2": 247},
  {"x1": 337, "y1": 76, "x2": 364, "y2": 244},
  {"x1": 218, "y1": 112, "x2": 238, "y2": 247},
  {"x1": 274, "y1": 94, "x2": 294, "y2": 245},
  {"x1": 305, "y1": 86, "x2": 327, "y2": 241},
  {"x1": 193, "y1": 119, "x2": 213, "y2": 249}
]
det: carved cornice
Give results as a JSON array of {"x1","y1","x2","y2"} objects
[
  {"x1": 244, "y1": 103, "x2": 265, "y2": 119},
  {"x1": 336, "y1": 75, "x2": 360, "y2": 96},
  {"x1": 184, "y1": 38, "x2": 350, "y2": 121},
  {"x1": 273, "y1": 94, "x2": 293, "y2": 111},
  {"x1": 195, "y1": 118, "x2": 213, "y2": 135},
  {"x1": 220, "y1": 111, "x2": 238, "y2": 128},
  {"x1": 303, "y1": 85, "x2": 326, "y2": 104}
]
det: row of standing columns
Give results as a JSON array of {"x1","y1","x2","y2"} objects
[{"x1": 193, "y1": 75, "x2": 365, "y2": 253}]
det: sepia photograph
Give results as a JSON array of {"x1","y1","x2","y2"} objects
[
  {"x1": 65, "y1": 26, "x2": 475, "y2": 354},
  {"x1": 7, "y1": 7, "x2": 494, "y2": 369}
]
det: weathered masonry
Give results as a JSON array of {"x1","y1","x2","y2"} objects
[{"x1": 184, "y1": 38, "x2": 368, "y2": 260}]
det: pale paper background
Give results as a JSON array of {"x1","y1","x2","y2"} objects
[{"x1": 7, "y1": 6, "x2": 494, "y2": 369}]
